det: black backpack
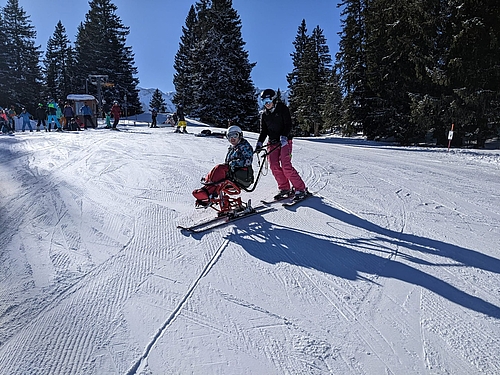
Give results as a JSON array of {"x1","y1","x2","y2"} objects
[{"x1": 231, "y1": 166, "x2": 254, "y2": 188}]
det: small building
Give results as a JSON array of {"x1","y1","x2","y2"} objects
[{"x1": 67, "y1": 94, "x2": 98, "y2": 125}]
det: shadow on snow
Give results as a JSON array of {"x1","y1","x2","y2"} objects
[{"x1": 227, "y1": 196, "x2": 500, "y2": 319}]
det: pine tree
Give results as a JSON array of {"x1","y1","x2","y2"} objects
[
  {"x1": 1, "y1": 0, "x2": 42, "y2": 112},
  {"x1": 338, "y1": 0, "x2": 499, "y2": 146},
  {"x1": 0, "y1": 12, "x2": 9, "y2": 105},
  {"x1": 174, "y1": 0, "x2": 258, "y2": 129},
  {"x1": 288, "y1": 21, "x2": 331, "y2": 136},
  {"x1": 364, "y1": 0, "x2": 424, "y2": 143},
  {"x1": 443, "y1": 0, "x2": 500, "y2": 147},
  {"x1": 149, "y1": 88, "x2": 166, "y2": 112},
  {"x1": 322, "y1": 69, "x2": 343, "y2": 134},
  {"x1": 287, "y1": 20, "x2": 309, "y2": 135},
  {"x1": 74, "y1": 0, "x2": 141, "y2": 115},
  {"x1": 407, "y1": 0, "x2": 453, "y2": 146},
  {"x1": 173, "y1": 5, "x2": 197, "y2": 114},
  {"x1": 43, "y1": 21, "x2": 74, "y2": 102},
  {"x1": 336, "y1": 0, "x2": 370, "y2": 137},
  {"x1": 275, "y1": 88, "x2": 284, "y2": 104}
]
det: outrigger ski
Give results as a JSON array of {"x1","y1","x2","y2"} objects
[{"x1": 177, "y1": 205, "x2": 271, "y2": 233}]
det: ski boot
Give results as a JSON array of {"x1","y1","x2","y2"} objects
[{"x1": 273, "y1": 189, "x2": 292, "y2": 201}]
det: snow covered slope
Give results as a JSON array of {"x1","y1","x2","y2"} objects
[{"x1": 0, "y1": 121, "x2": 499, "y2": 375}]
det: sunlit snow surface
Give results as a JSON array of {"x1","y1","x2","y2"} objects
[{"x1": 0, "y1": 120, "x2": 499, "y2": 375}]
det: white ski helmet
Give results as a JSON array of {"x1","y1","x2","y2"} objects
[{"x1": 227, "y1": 125, "x2": 243, "y2": 140}]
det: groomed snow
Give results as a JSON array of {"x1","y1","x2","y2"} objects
[{"x1": 0, "y1": 120, "x2": 499, "y2": 375}]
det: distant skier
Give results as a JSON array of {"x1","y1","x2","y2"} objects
[
  {"x1": 111, "y1": 101, "x2": 121, "y2": 129},
  {"x1": 68, "y1": 117, "x2": 80, "y2": 131},
  {"x1": 7, "y1": 105, "x2": 17, "y2": 132},
  {"x1": 47, "y1": 99, "x2": 62, "y2": 131},
  {"x1": 35, "y1": 103, "x2": 47, "y2": 132},
  {"x1": 151, "y1": 108, "x2": 158, "y2": 128},
  {"x1": 105, "y1": 112, "x2": 111, "y2": 128},
  {"x1": 0, "y1": 108, "x2": 10, "y2": 134},
  {"x1": 56, "y1": 101, "x2": 64, "y2": 128},
  {"x1": 18, "y1": 108, "x2": 33, "y2": 132},
  {"x1": 175, "y1": 105, "x2": 187, "y2": 133},
  {"x1": 80, "y1": 103, "x2": 95, "y2": 129},
  {"x1": 62, "y1": 102, "x2": 75, "y2": 130}
]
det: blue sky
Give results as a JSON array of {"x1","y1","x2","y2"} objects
[{"x1": 17, "y1": 0, "x2": 341, "y2": 93}]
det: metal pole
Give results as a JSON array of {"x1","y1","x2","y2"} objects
[
  {"x1": 88, "y1": 75, "x2": 108, "y2": 126},
  {"x1": 97, "y1": 78, "x2": 102, "y2": 121},
  {"x1": 124, "y1": 94, "x2": 128, "y2": 124}
]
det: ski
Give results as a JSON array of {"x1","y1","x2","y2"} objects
[
  {"x1": 282, "y1": 191, "x2": 313, "y2": 208},
  {"x1": 260, "y1": 196, "x2": 292, "y2": 205},
  {"x1": 260, "y1": 191, "x2": 295, "y2": 205},
  {"x1": 177, "y1": 205, "x2": 272, "y2": 234},
  {"x1": 261, "y1": 190, "x2": 313, "y2": 206}
]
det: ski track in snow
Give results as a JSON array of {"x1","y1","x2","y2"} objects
[{"x1": 0, "y1": 125, "x2": 499, "y2": 374}]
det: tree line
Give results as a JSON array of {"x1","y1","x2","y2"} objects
[
  {"x1": 0, "y1": 0, "x2": 141, "y2": 116},
  {"x1": 336, "y1": 0, "x2": 500, "y2": 146},
  {"x1": 174, "y1": 0, "x2": 499, "y2": 147}
]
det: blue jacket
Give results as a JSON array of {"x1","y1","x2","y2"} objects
[
  {"x1": 18, "y1": 111, "x2": 31, "y2": 122},
  {"x1": 225, "y1": 137, "x2": 253, "y2": 171},
  {"x1": 80, "y1": 105, "x2": 93, "y2": 116}
]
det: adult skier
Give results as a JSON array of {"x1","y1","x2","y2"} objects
[
  {"x1": 256, "y1": 89, "x2": 307, "y2": 201},
  {"x1": 0, "y1": 108, "x2": 10, "y2": 134},
  {"x1": 35, "y1": 103, "x2": 47, "y2": 132},
  {"x1": 175, "y1": 105, "x2": 187, "y2": 133},
  {"x1": 7, "y1": 105, "x2": 16, "y2": 132},
  {"x1": 151, "y1": 108, "x2": 158, "y2": 128},
  {"x1": 111, "y1": 101, "x2": 121, "y2": 129},
  {"x1": 80, "y1": 103, "x2": 96, "y2": 129},
  {"x1": 47, "y1": 99, "x2": 62, "y2": 131},
  {"x1": 62, "y1": 102, "x2": 75, "y2": 130},
  {"x1": 18, "y1": 108, "x2": 33, "y2": 132}
]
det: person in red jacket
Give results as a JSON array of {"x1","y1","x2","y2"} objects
[
  {"x1": 256, "y1": 89, "x2": 307, "y2": 201},
  {"x1": 110, "y1": 101, "x2": 121, "y2": 129}
]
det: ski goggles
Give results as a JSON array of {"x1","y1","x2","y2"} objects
[
  {"x1": 227, "y1": 131, "x2": 240, "y2": 140},
  {"x1": 262, "y1": 97, "x2": 273, "y2": 105}
]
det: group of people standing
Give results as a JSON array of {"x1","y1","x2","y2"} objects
[
  {"x1": 1, "y1": 104, "x2": 45, "y2": 134},
  {"x1": 34, "y1": 100, "x2": 88, "y2": 132},
  {"x1": 1, "y1": 99, "x2": 123, "y2": 134},
  {"x1": 0, "y1": 105, "x2": 20, "y2": 134}
]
